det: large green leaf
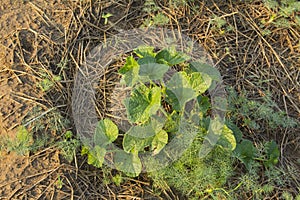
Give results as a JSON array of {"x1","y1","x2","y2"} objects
[
  {"x1": 137, "y1": 56, "x2": 156, "y2": 65},
  {"x1": 123, "y1": 132, "x2": 153, "y2": 153},
  {"x1": 225, "y1": 120, "x2": 243, "y2": 143},
  {"x1": 234, "y1": 139, "x2": 257, "y2": 170},
  {"x1": 94, "y1": 118, "x2": 118, "y2": 147},
  {"x1": 217, "y1": 125, "x2": 236, "y2": 151},
  {"x1": 125, "y1": 123, "x2": 156, "y2": 138},
  {"x1": 139, "y1": 63, "x2": 169, "y2": 81},
  {"x1": 122, "y1": 123, "x2": 156, "y2": 153},
  {"x1": 122, "y1": 117, "x2": 166, "y2": 153},
  {"x1": 188, "y1": 72, "x2": 212, "y2": 94},
  {"x1": 190, "y1": 62, "x2": 221, "y2": 82},
  {"x1": 264, "y1": 140, "x2": 280, "y2": 167},
  {"x1": 155, "y1": 48, "x2": 188, "y2": 66},
  {"x1": 197, "y1": 95, "x2": 211, "y2": 115},
  {"x1": 118, "y1": 56, "x2": 140, "y2": 86},
  {"x1": 151, "y1": 130, "x2": 168, "y2": 155},
  {"x1": 166, "y1": 72, "x2": 196, "y2": 111},
  {"x1": 125, "y1": 85, "x2": 161, "y2": 124},
  {"x1": 114, "y1": 151, "x2": 142, "y2": 177},
  {"x1": 150, "y1": 115, "x2": 166, "y2": 133},
  {"x1": 134, "y1": 46, "x2": 156, "y2": 58},
  {"x1": 87, "y1": 145, "x2": 106, "y2": 168}
]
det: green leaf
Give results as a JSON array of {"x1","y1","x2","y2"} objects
[
  {"x1": 218, "y1": 125, "x2": 236, "y2": 151},
  {"x1": 139, "y1": 63, "x2": 169, "y2": 81},
  {"x1": 190, "y1": 62, "x2": 221, "y2": 82},
  {"x1": 188, "y1": 72, "x2": 212, "y2": 94},
  {"x1": 156, "y1": 48, "x2": 188, "y2": 66},
  {"x1": 125, "y1": 117, "x2": 164, "y2": 138},
  {"x1": 87, "y1": 145, "x2": 106, "y2": 168},
  {"x1": 264, "y1": 140, "x2": 280, "y2": 167},
  {"x1": 114, "y1": 151, "x2": 142, "y2": 177},
  {"x1": 94, "y1": 119, "x2": 118, "y2": 147},
  {"x1": 122, "y1": 123, "x2": 156, "y2": 153},
  {"x1": 81, "y1": 145, "x2": 90, "y2": 156},
  {"x1": 234, "y1": 139, "x2": 257, "y2": 170},
  {"x1": 122, "y1": 117, "x2": 165, "y2": 153},
  {"x1": 225, "y1": 121, "x2": 243, "y2": 143},
  {"x1": 126, "y1": 123, "x2": 156, "y2": 138},
  {"x1": 166, "y1": 72, "x2": 196, "y2": 111},
  {"x1": 150, "y1": 115, "x2": 166, "y2": 133},
  {"x1": 197, "y1": 95, "x2": 211, "y2": 115},
  {"x1": 137, "y1": 56, "x2": 157, "y2": 65},
  {"x1": 125, "y1": 85, "x2": 161, "y2": 123},
  {"x1": 16, "y1": 126, "x2": 32, "y2": 145},
  {"x1": 123, "y1": 132, "x2": 153, "y2": 153},
  {"x1": 134, "y1": 46, "x2": 156, "y2": 58},
  {"x1": 151, "y1": 130, "x2": 168, "y2": 155},
  {"x1": 118, "y1": 56, "x2": 140, "y2": 86}
]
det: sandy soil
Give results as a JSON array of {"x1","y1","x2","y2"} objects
[{"x1": 0, "y1": 1, "x2": 69, "y2": 199}]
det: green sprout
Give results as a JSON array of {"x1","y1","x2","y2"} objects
[{"x1": 102, "y1": 13, "x2": 113, "y2": 25}]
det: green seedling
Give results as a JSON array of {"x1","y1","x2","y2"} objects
[
  {"x1": 5, "y1": 125, "x2": 33, "y2": 155},
  {"x1": 56, "y1": 175, "x2": 63, "y2": 189},
  {"x1": 39, "y1": 75, "x2": 61, "y2": 92},
  {"x1": 102, "y1": 13, "x2": 113, "y2": 25}
]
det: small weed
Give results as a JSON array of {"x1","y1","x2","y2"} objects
[
  {"x1": 142, "y1": 0, "x2": 169, "y2": 27},
  {"x1": 38, "y1": 74, "x2": 61, "y2": 92},
  {"x1": 209, "y1": 14, "x2": 236, "y2": 35},
  {"x1": 112, "y1": 173, "x2": 123, "y2": 186},
  {"x1": 56, "y1": 175, "x2": 64, "y2": 189},
  {"x1": 23, "y1": 106, "x2": 70, "y2": 136},
  {"x1": 142, "y1": 0, "x2": 160, "y2": 13},
  {"x1": 4, "y1": 126, "x2": 33, "y2": 155},
  {"x1": 227, "y1": 87, "x2": 299, "y2": 130},
  {"x1": 169, "y1": 0, "x2": 190, "y2": 8},
  {"x1": 210, "y1": 15, "x2": 227, "y2": 30},
  {"x1": 57, "y1": 131, "x2": 80, "y2": 163},
  {"x1": 57, "y1": 57, "x2": 69, "y2": 74},
  {"x1": 231, "y1": 163, "x2": 297, "y2": 199},
  {"x1": 262, "y1": 0, "x2": 300, "y2": 28},
  {"x1": 152, "y1": 13, "x2": 169, "y2": 26}
]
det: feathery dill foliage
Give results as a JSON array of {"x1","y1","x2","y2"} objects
[
  {"x1": 227, "y1": 87, "x2": 298, "y2": 130},
  {"x1": 262, "y1": 0, "x2": 300, "y2": 27},
  {"x1": 149, "y1": 140, "x2": 233, "y2": 199}
]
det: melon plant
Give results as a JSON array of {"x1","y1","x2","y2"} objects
[{"x1": 81, "y1": 46, "x2": 236, "y2": 177}]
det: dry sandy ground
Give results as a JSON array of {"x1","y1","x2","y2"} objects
[{"x1": 0, "y1": 1, "x2": 69, "y2": 199}]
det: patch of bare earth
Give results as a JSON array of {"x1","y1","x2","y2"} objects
[{"x1": 0, "y1": 1, "x2": 70, "y2": 199}]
